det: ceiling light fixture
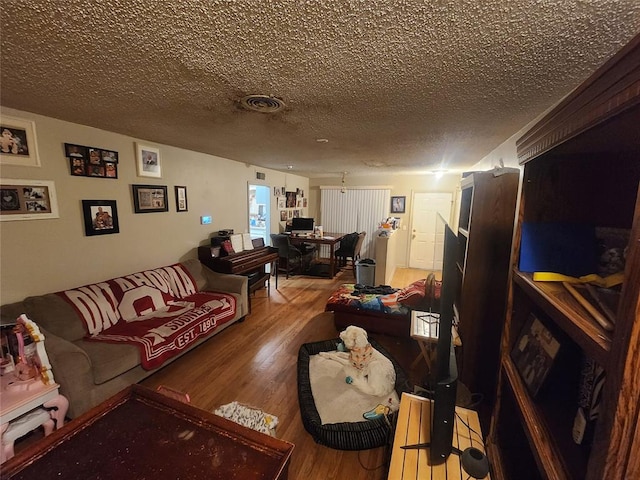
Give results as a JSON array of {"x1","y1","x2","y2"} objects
[
  {"x1": 316, "y1": 138, "x2": 329, "y2": 143},
  {"x1": 286, "y1": 165, "x2": 294, "y2": 170},
  {"x1": 340, "y1": 171, "x2": 347, "y2": 193},
  {"x1": 431, "y1": 169, "x2": 447, "y2": 179}
]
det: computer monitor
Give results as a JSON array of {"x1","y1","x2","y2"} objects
[{"x1": 291, "y1": 217, "x2": 315, "y2": 235}]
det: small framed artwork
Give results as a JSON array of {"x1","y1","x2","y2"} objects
[
  {"x1": 286, "y1": 191, "x2": 297, "y2": 208},
  {"x1": 0, "y1": 178, "x2": 59, "y2": 221},
  {"x1": 280, "y1": 210, "x2": 287, "y2": 221},
  {"x1": 0, "y1": 116, "x2": 40, "y2": 167},
  {"x1": 65, "y1": 143, "x2": 118, "y2": 179},
  {"x1": 277, "y1": 197, "x2": 286, "y2": 209},
  {"x1": 136, "y1": 143, "x2": 161, "y2": 178},
  {"x1": 82, "y1": 200, "x2": 119, "y2": 236},
  {"x1": 391, "y1": 196, "x2": 406, "y2": 214},
  {"x1": 511, "y1": 313, "x2": 561, "y2": 397},
  {"x1": 132, "y1": 184, "x2": 168, "y2": 213},
  {"x1": 175, "y1": 185, "x2": 188, "y2": 212}
]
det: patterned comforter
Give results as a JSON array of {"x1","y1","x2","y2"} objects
[{"x1": 325, "y1": 283, "x2": 411, "y2": 315}]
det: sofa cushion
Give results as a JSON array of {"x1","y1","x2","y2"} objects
[
  {"x1": 85, "y1": 291, "x2": 237, "y2": 370},
  {"x1": 74, "y1": 339, "x2": 140, "y2": 385},
  {"x1": 25, "y1": 293, "x2": 88, "y2": 342}
]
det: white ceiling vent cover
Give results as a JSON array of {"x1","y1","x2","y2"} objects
[{"x1": 239, "y1": 95, "x2": 286, "y2": 113}]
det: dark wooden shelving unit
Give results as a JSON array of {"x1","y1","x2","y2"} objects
[
  {"x1": 487, "y1": 33, "x2": 640, "y2": 480},
  {"x1": 455, "y1": 168, "x2": 520, "y2": 431}
]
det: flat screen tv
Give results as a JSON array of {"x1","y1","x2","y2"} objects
[{"x1": 430, "y1": 215, "x2": 459, "y2": 464}]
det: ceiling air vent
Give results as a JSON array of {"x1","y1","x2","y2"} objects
[{"x1": 239, "y1": 95, "x2": 285, "y2": 113}]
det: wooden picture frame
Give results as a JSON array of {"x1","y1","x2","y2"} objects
[
  {"x1": 135, "y1": 143, "x2": 161, "y2": 178},
  {"x1": 511, "y1": 313, "x2": 561, "y2": 397},
  {"x1": 82, "y1": 199, "x2": 119, "y2": 236},
  {"x1": 65, "y1": 143, "x2": 118, "y2": 179},
  {"x1": 391, "y1": 196, "x2": 406, "y2": 214},
  {"x1": 132, "y1": 184, "x2": 168, "y2": 213},
  {"x1": 0, "y1": 178, "x2": 59, "y2": 221},
  {"x1": 174, "y1": 185, "x2": 188, "y2": 212},
  {"x1": 0, "y1": 115, "x2": 40, "y2": 167}
]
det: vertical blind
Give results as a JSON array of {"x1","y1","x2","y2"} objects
[{"x1": 320, "y1": 188, "x2": 391, "y2": 259}]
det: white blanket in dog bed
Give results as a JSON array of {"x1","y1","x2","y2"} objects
[{"x1": 309, "y1": 353, "x2": 399, "y2": 424}]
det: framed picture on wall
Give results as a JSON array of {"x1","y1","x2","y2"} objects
[
  {"x1": 391, "y1": 196, "x2": 406, "y2": 214},
  {"x1": 135, "y1": 143, "x2": 161, "y2": 178},
  {"x1": 82, "y1": 200, "x2": 119, "y2": 236},
  {"x1": 174, "y1": 185, "x2": 188, "y2": 212},
  {"x1": 132, "y1": 184, "x2": 168, "y2": 213},
  {"x1": 0, "y1": 178, "x2": 59, "y2": 221},
  {"x1": 0, "y1": 116, "x2": 40, "y2": 167}
]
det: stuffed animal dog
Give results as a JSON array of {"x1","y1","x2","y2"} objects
[{"x1": 320, "y1": 325, "x2": 396, "y2": 397}]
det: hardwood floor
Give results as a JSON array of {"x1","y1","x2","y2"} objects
[
  {"x1": 141, "y1": 266, "x2": 430, "y2": 480},
  {"x1": 13, "y1": 266, "x2": 432, "y2": 479}
]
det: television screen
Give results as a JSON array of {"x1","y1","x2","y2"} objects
[{"x1": 429, "y1": 215, "x2": 459, "y2": 464}]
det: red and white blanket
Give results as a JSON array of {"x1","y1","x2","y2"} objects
[{"x1": 57, "y1": 263, "x2": 236, "y2": 369}]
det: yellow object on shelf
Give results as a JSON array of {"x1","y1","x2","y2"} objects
[{"x1": 532, "y1": 271, "x2": 623, "y2": 288}]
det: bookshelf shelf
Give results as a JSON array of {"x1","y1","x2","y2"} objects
[{"x1": 513, "y1": 272, "x2": 611, "y2": 366}]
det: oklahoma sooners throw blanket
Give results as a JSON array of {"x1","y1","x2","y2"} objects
[{"x1": 58, "y1": 264, "x2": 236, "y2": 369}]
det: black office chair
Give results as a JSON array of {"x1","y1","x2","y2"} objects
[
  {"x1": 270, "y1": 234, "x2": 315, "y2": 278},
  {"x1": 335, "y1": 231, "x2": 366, "y2": 273}
]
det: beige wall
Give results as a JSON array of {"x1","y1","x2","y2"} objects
[
  {"x1": 308, "y1": 173, "x2": 461, "y2": 268},
  {"x1": 0, "y1": 107, "x2": 308, "y2": 304}
]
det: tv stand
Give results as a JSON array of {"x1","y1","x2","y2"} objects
[{"x1": 388, "y1": 393, "x2": 490, "y2": 479}]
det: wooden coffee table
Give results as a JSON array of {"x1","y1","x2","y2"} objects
[{"x1": 2, "y1": 384, "x2": 294, "y2": 479}]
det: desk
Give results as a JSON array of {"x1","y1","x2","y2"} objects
[
  {"x1": 388, "y1": 393, "x2": 490, "y2": 479},
  {"x1": 2, "y1": 384, "x2": 294, "y2": 479},
  {"x1": 410, "y1": 310, "x2": 462, "y2": 371},
  {"x1": 289, "y1": 232, "x2": 346, "y2": 278}
]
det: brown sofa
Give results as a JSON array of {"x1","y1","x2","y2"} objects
[{"x1": 0, "y1": 259, "x2": 248, "y2": 418}]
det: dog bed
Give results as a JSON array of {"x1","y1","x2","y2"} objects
[{"x1": 297, "y1": 338, "x2": 410, "y2": 450}]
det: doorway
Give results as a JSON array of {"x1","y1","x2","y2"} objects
[
  {"x1": 409, "y1": 192, "x2": 453, "y2": 270},
  {"x1": 248, "y1": 184, "x2": 270, "y2": 246}
]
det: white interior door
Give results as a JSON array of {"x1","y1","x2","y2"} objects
[{"x1": 409, "y1": 192, "x2": 453, "y2": 270}]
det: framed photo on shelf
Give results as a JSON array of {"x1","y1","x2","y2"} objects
[
  {"x1": 132, "y1": 184, "x2": 168, "y2": 213},
  {"x1": 174, "y1": 185, "x2": 188, "y2": 212},
  {"x1": 391, "y1": 196, "x2": 406, "y2": 214},
  {"x1": 82, "y1": 200, "x2": 119, "y2": 236},
  {"x1": 135, "y1": 143, "x2": 161, "y2": 178},
  {"x1": 0, "y1": 178, "x2": 59, "y2": 221},
  {"x1": 0, "y1": 116, "x2": 40, "y2": 167},
  {"x1": 511, "y1": 313, "x2": 561, "y2": 397}
]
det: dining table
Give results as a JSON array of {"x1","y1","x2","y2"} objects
[{"x1": 289, "y1": 232, "x2": 347, "y2": 278}]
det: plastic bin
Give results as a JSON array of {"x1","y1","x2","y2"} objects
[{"x1": 355, "y1": 258, "x2": 376, "y2": 286}]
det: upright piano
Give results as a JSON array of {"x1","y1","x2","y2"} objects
[{"x1": 198, "y1": 237, "x2": 278, "y2": 311}]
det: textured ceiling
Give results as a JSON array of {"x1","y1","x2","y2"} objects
[{"x1": 1, "y1": 1, "x2": 639, "y2": 177}]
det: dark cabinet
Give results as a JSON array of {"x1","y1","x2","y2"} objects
[{"x1": 456, "y1": 168, "x2": 519, "y2": 431}]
